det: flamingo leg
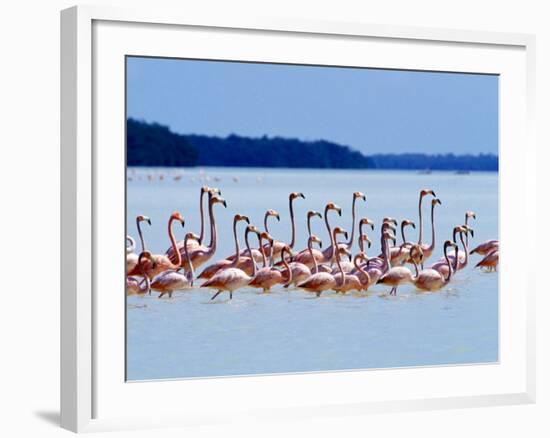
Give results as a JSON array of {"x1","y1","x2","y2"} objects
[
  {"x1": 211, "y1": 290, "x2": 222, "y2": 300},
  {"x1": 230, "y1": 291, "x2": 233, "y2": 300},
  {"x1": 158, "y1": 292, "x2": 164, "y2": 299}
]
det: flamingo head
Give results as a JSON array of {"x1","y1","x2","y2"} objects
[
  {"x1": 246, "y1": 224, "x2": 260, "y2": 235},
  {"x1": 208, "y1": 187, "x2": 222, "y2": 196},
  {"x1": 290, "y1": 192, "x2": 306, "y2": 200},
  {"x1": 170, "y1": 212, "x2": 185, "y2": 227},
  {"x1": 235, "y1": 214, "x2": 250, "y2": 224},
  {"x1": 308, "y1": 210, "x2": 322, "y2": 220},
  {"x1": 383, "y1": 217, "x2": 398, "y2": 226},
  {"x1": 409, "y1": 244, "x2": 424, "y2": 263},
  {"x1": 201, "y1": 185, "x2": 210, "y2": 194},
  {"x1": 460, "y1": 225, "x2": 474, "y2": 238},
  {"x1": 444, "y1": 240, "x2": 459, "y2": 254},
  {"x1": 309, "y1": 234, "x2": 322, "y2": 248},
  {"x1": 185, "y1": 232, "x2": 200, "y2": 242},
  {"x1": 360, "y1": 217, "x2": 375, "y2": 230},
  {"x1": 420, "y1": 189, "x2": 436, "y2": 198},
  {"x1": 259, "y1": 231, "x2": 274, "y2": 244},
  {"x1": 138, "y1": 250, "x2": 156, "y2": 269},
  {"x1": 359, "y1": 234, "x2": 372, "y2": 248},
  {"x1": 382, "y1": 231, "x2": 397, "y2": 245},
  {"x1": 356, "y1": 252, "x2": 369, "y2": 263},
  {"x1": 136, "y1": 215, "x2": 151, "y2": 226},
  {"x1": 465, "y1": 211, "x2": 476, "y2": 220},
  {"x1": 334, "y1": 226, "x2": 348, "y2": 238},
  {"x1": 354, "y1": 191, "x2": 367, "y2": 201},
  {"x1": 326, "y1": 202, "x2": 342, "y2": 216},
  {"x1": 211, "y1": 196, "x2": 227, "y2": 208},
  {"x1": 432, "y1": 198, "x2": 442, "y2": 207},
  {"x1": 381, "y1": 221, "x2": 397, "y2": 234},
  {"x1": 265, "y1": 209, "x2": 280, "y2": 221},
  {"x1": 338, "y1": 247, "x2": 352, "y2": 261}
]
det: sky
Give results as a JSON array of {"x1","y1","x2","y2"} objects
[{"x1": 126, "y1": 56, "x2": 498, "y2": 155}]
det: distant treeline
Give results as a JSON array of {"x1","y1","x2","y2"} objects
[{"x1": 127, "y1": 118, "x2": 498, "y2": 171}]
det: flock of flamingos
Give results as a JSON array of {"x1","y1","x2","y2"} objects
[{"x1": 126, "y1": 187, "x2": 499, "y2": 300}]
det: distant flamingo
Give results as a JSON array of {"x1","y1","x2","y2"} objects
[
  {"x1": 430, "y1": 226, "x2": 472, "y2": 276},
  {"x1": 151, "y1": 233, "x2": 199, "y2": 298},
  {"x1": 126, "y1": 251, "x2": 154, "y2": 295},
  {"x1": 170, "y1": 195, "x2": 227, "y2": 272},
  {"x1": 378, "y1": 229, "x2": 416, "y2": 295},
  {"x1": 264, "y1": 209, "x2": 280, "y2": 234},
  {"x1": 202, "y1": 224, "x2": 260, "y2": 300},
  {"x1": 197, "y1": 214, "x2": 251, "y2": 280},
  {"x1": 127, "y1": 212, "x2": 186, "y2": 279},
  {"x1": 475, "y1": 248, "x2": 499, "y2": 272},
  {"x1": 388, "y1": 219, "x2": 416, "y2": 266},
  {"x1": 411, "y1": 241, "x2": 459, "y2": 291}
]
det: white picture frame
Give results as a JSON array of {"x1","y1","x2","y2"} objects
[{"x1": 60, "y1": 4, "x2": 536, "y2": 433}]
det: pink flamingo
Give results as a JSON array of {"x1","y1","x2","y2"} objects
[
  {"x1": 126, "y1": 236, "x2": 138, "y2": 273},
  {"x1": 411, "y1": 241, "x2": 459, "y2": 291},
  {"x1": 285, "y1": 235, "x2": 323, "y2": 288},
  {"x1": 333, "y1": 246, "x2": 363, "y2": 294},
  {"x1": 432, "y1": 225, "x2": 473, "y2": 275},
  {"x1": 353, "y1": 252, "x2": 372, "y2": 290},
  {"x1": 417, "y1": 189, "x2": 436, "y2": 246},
  {"x1": 127, "y1": 212, "x2": 186, "y2": 279},
  {"x1": 170, "y1": 195, "x2": 227, "y2": 272},
  {"x1": 345, "y1": 192, "x2": 367, "y2": 252},
  {"x1": 290, "y1": 210, "x2": 325, "y2": 269},
  {"x1": 126, "y1": 251, "x2": 154, "y2": 295},
  {"x1": 320, "y1": 202, "x2": 344, "y2": 261},
  {"x1": 151, "y1": 233, "x2": 199, "y2": 298},
  {"x1": 388, "y1": 219, "x2": 416, "y2": 266},
  {"x1": 225, "y1": 210, "x2": 276, "y2": 264},
  {"x1": 378, "y1": 228, "x2": 416, "y2": 295},
  {"x1": 202, "y1": 225, "x2": 259, "y2": 300},
  {"x1": 197, "y1": 214, "x2": 251, "y2": 280},
  {"x1": 475, "y1": 248, "x2": 499, "y2": 272},
  {"x1": 127, "y1": 215, "x2": 151, "y2": 273},
  {"x1": 262, "y1": 192, "x2": 305, "y2": 261},
  {"x1": 248, "y1": 239, "x2": 293, "y2": 293},
  {"x1": 470, "y1": 240, "x2": 499, "y2": 256},
  {"x1": 418, "y1": 198, "x2": 442, "y2": 264}
]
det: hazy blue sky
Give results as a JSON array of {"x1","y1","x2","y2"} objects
[{"x1": 127, "y1": 56, "x2": 498, "y2": 155}]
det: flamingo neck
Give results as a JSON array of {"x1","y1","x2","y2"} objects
[
  {"x1": 168, "y1": 218, "x2": 182, "y2": 268},
  {"x1": 244, "y1": 230, "x2": 256, "y2": 277},
  {"x1": 207, "y1": 198, "x2": 217, "y2": 252},
  {"x1": 307, "y1": 216, "x2": 313, "y2": 238},
  {"x1": 136, "y1": 219, "x2": 146, "y2": 252},
  {"x1": 264, "y1": 214, "x2": 270, "y2": 234},
  {"x1": 309, "y1": 240, "x2": 319, "y2": 274},
  {"x1": 232, "y1": 218, "x2": 240, "y2": 258},
  {"x1": 354, "y1": 255, "x2": 370, "y2": 286},
  {"x1": 459, "y1": 232, "x2": 468, "y2": 267},
  {"x1": 184, "y1": 235, "x2": 195, "y2": 283},
  {"x1": 138, "y1": 254, "x2": 151, "y2": 293},
  {"x1": 324, "y1": 207, "x2": 335, "y2": 258},
  {"x1": 347, "y1": 197, "x2": 357, "y2": 247},
  {"x1": 383, "y1": 237, "x2": 391, "y2": 272},
  {"x1": 258, "y1": 235, "x2": 268, "y2": 268},
  {"x1": 429, "y1": 203, "x2": 437, "y2": 251},
  {"x1": 401, "y1": 223, "x2": 407, "y2": 245},
  {"x1": 289, "y1": 197, "x2": 297, "y2": 248},
  {"x1": 281, "y1": 248, "x2": 293, "y2": 286},
  {"x1": 444, "y1": 247, "x2": 453, "y2": 282},
  {"x1": 198, "y1": 190, "x2": 206, "y2": 244},
  {"x1": 418, "y1": 194, "x2": 424, "y2": 244},
  {"x1": 333, "y1": 230, "x2": 345, "y2": 287}
]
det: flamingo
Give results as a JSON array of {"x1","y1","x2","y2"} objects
[
  {"x1": 126, "y1": 236, "x2": 138, "y2": 273},
  {"x1": 352, "y1": 253, "x2": 372, "y2": 290},
  {"x1": 135, "y1": 215, "x2": 151, "y2": 252},
  {"x1": 297, "y1": 231, "x2": 344, "y2": 297},
  {"x1": 470, "y1": 240, "x2": 499, "y2": 256},
  {"x1": 225, "y1": 210, "x2": 276, "y2": 264},
  {"x1": 378, "y1": 229, "x2": 416, "y2": 296},
  {"x1": 170, "y1": 195, "x2": 227, "y2": 272},
  {"x1": 198, "y1": 186, "x2": 221, "y2": 245},
  {"x1": 262, "y1": 192, "x2": 305, "y2": 261},
  {"x1": 151, "y1": 233, "x2": 199, "y2": 298},
  {"x1": 126, "y1": 236, "x2": 136, "y2": 254},
  {"x1": 333, "y1": 247, "x2": 363, "y2": 294},
  {"x1": 197, "y1": 214, "x2": 251, "y2": 280},
  {"x1": 418, "y1": 198, "x2": 442, "y2": 264},
  {"x1": 417, "y1": 189, "x2": 436, "y2": 246},
  {"x1": 263, "y1": 209, "x2": 280, "y2": 234},
  {"x1": 411, "y1": 241, "x2": 459, "y2": 291},
  {"x1": 126, "y1": 251, "x2": 154, "y2": 295},
  {"x1": 475, "y1": 248, "x2": 499, "y2": 272},
  {"x1": 285, "y1": 235, "x2": 323, "y2": 288},
  {"x1": 127, "y1": 212, "x2": 186, "y2": 279},
  {"x1": 388, "y1": 219, "x2": 416, "y2": 266},
  {"x1": 248, "y1": 240, "x2": 293, "y2": 293},
  {"x1": 127, "y1": 215, "x2": 151, "y2": 273},
  {"x1": 290, "y1": 210, "x2": 325, "y2": 269},
  {"x1": 320, "y1": 202, "x2": 344, "y2": 261},
  {"x1": 202, "y1": 225, "x2": 259, "y2": 300},
  {"x1": 166, "y1": 190, "x2": 226, "y2": 268},
  {"x1": 345, "y1": 192, "x2": 367, "y2": 252}
]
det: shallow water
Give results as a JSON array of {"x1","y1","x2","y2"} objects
[{"x1": 126, "y1": 167, "x2": 498, "y2": 381}]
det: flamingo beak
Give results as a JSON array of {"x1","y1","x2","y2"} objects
[
  {"x1": 436, "y1": 199, "x2": 442, "y2": 205},
  {"x1": 276, "y1": 214, "x2": 281, "y2": 221},
  {"x1": 222, "y1": 200, "x2": 227, "y2": 208},
  {"x1": 243, "y1": 216, "x2": 250, "y2": 224},
  {"x1": 343, "y1": 231, "x2": 349, "y2": 239},
  {"x1": 298, "y1": 193, "x2": 305, "y2": 199}
]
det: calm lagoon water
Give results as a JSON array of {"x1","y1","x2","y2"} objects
[{"x1": 126, "y1": 167, "x2": 498, "y2": 381}]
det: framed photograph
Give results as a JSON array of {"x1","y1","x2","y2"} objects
[{"x1": 61, "y1": 5, "x2": 536, "y2": 433}]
